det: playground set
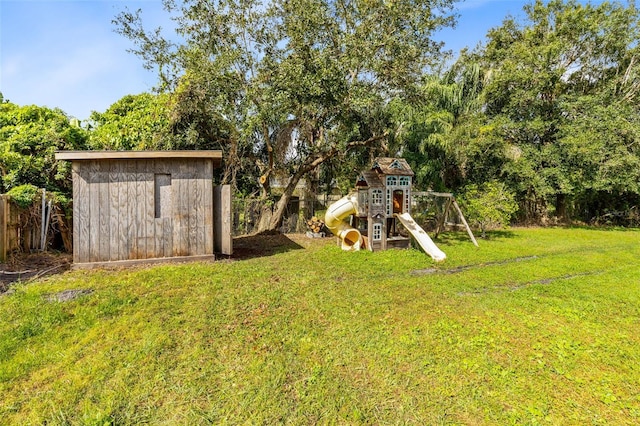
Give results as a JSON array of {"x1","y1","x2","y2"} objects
[
  {"x1": 46, "y1": 150, "x2": 467, "y2": 268},
  {"x1": 324, "y1": 157, "x2": 476, "y2": 261}
]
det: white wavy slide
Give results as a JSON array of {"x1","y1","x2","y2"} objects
[{"x1": 395, "y1": 212, "x2": 446, "y2": 262}]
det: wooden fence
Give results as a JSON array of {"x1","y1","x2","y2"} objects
[
  {"x1": 232, "y1": 195, "x2": 318, "y2": 235},
  {"x1": 0, "y1": 191, "x2": 71, "y2": 262}
]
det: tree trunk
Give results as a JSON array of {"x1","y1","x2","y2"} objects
[
  {"x1": 253, "y1": 132, "x2": 389, "y2": 234},
  {"x1": 269, "y1": 189, "x2": 294, "y2": 232},
  {"x1": 555, "y1": 193, "x2": 568, "y2": 223},
  {"x1": 254, "y1": 174, "x2": 301, "y2": 234},
  {"x1": 255, "y1": 204, "x2": 274, "y2": 234}
]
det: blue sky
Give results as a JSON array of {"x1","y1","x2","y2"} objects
[{"x1": 0, "y1": 0, "x2": 598, "y2": 120}]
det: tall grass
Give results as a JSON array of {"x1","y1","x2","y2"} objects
[{"x1": 1, "y1": 228, "x2": 639, "y2": 424}]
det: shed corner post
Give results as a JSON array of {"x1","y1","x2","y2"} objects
[{"x1": 213, "y1": 185, "x2": 233, "y2": 256}]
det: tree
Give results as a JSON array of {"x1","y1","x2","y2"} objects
[
  {"x1": 0, "y1": 101, "x2": 88, "y2": 195},
  {"x1": 114, "y1": 0, "x2": 457, "y2": 233},
  {"x1": 476, "y1": 0, "x2": 640, "y2": 223},
  {"x1": 89, "y1": 93, "x2": 171, "y2": 151},
  {"x1": 560, "y1": 95, "x2": 640, "y2": 220},
  {"x1": 390, "y1": 60, "x2": 504, "y2": 191},
  {"x1": 88, "y1": 90, "x2": 249, "y2": 189}
]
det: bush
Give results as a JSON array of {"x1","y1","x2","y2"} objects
[
  {"x1": 458, "y1": 181, "x2": 518, "y2": 238},
  {"x1": 6, "y1": 184, "x2": 39, "y2": 209}
]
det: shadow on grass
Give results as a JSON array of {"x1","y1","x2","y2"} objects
[
  {"x1": 566, "y1": 224, "x2": 640, "y2": 232},
  {"x1": 232, "y1": 233, "x2": 305, "y2": 260}
]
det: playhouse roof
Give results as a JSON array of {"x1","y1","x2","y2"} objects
[
  {"x1": 356, "y1": 170, "x2": 384, "y2": 188},
  {"x1": 371, "y1": 157, "x2": 414, "y2": 176}
]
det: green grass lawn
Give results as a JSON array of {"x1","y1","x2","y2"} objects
[{"x1": 1, "y1": 228, "x2": 639, "y2": 425}]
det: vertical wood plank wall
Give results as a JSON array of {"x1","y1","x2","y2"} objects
[{"x1": 73, "y1": 158, "x2": 214, "y2": 264}]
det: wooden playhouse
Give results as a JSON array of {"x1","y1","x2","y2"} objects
[
  {"x1": 55, "y1": 150, "x2": 232, "y2": 268},
  {"x1": 352, "y1": 157, "x2": 414, "y2": 251}
]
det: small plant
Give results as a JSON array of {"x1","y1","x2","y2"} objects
[
  {"x1": 6, "y1": 184, "x2": 39, "y2": 209},
  {"x1": 458, "y1": 180, "x2": 518, "y2": 238}
]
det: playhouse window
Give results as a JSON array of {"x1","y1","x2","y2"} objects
[
  {"x1": 373, "y1": 223, "x2": 382, "y2": 241},
  {"x1": 399, "y1": 176, "x2": 411, "y2": 186},
  {"x1": 386, "y1": 189, "x2": 392, "y2": 215},
  {"x1": 390, "y1": 159, "x2": 404, "y2": 170},
  {"x1": 372, "y1": 189, "x2": 382, "y2": 205},
  {"x1": 386, "y1": 176, "x2": 398, "y2": 187},
  {"x1": 358, "y1": 191, "x2": 369, "y2": 208}
]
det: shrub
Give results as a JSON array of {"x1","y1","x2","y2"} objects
[
  {"x1": 6, "y1": 184, "x2": 39, "y2": 209},
  {"x1": 458, "y1": 181, "x2": 518, "y2": 238}
]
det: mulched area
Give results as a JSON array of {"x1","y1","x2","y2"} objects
[
  {"x1": 0, "y1": 252, "x2": 72, "y2": 293},
  {"x1": 232, "y1": 232, "x2": 334, "y2": 260},
  {"x1": 233, "y1": 233, "x2": 306, "y2": 259}
]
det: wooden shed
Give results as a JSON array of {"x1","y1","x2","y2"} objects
[{"x1": 55, "y1": 150, "x2": 232, "y2": 268}]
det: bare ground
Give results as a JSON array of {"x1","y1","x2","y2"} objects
[
  {"x1": 0, "y1": 233, "x2": 333, "y2": 293},
  {"x1": 0, "y1": 252, "x2": 72, "y2": 293}
]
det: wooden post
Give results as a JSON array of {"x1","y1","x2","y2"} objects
[
  {"x1": 434, "y1": 197, "x2": 453, "y2": 238},
  {"x1": 213, "y1": 185, "x2": 233, "y2": 255},
  {"x1": 0, "y1": 195, "x2": 7, "y2": 262},
  {"x1": 40, "y1": 189, "x2": 46, "y2": 250},
  {"x1": 452, "y1": 198, "x2": 479, "y2": 247}
]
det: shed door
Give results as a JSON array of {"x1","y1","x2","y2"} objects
[{"x1": 213, "y1": 185, "x2": 233, "y2": 255}]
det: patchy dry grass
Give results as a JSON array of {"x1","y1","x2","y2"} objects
[{"x1": 1, "y1": 228, "x2": 639, "y2": 424}]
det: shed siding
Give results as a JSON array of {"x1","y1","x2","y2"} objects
[{"x1": 72, "y1": 158, "x2": 214, "y2": 263}]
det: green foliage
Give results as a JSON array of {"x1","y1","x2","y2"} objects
[
  {"x1": 89, "y1": 93, "x2": 170, "y2": 150},
  {"x1": 381, "y1": 0, "x2": 640, "y2": 226},
  {"x1": 6, "y1": 184, "x2": 39, "y2": 209},
  {"x1": 114, "y1": 0, "x2": 457, "y2": 230},
  {"x1": 1, "y1": 229, "x2": 640, "y2": 423},
  {"x1": 458, "y1": 180, "x2": 518, "y2": 237},
  {"x1": 475, "y1": 0, "x2": 640, "y2": 222},
  {"x1": 0, "y1": 101, "x2": 88, "y2": 195}
]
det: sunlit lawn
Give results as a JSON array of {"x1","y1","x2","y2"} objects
[{"x1": 1, "y1": 227, "x2": 639, "y2": 424}]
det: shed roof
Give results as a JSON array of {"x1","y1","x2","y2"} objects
[
  {"x1": 371, "y1": 157, "x2": 414, "y2": 176},
  {"x1": 55, "y1": 150, "x2": 223, "y2": 165}
]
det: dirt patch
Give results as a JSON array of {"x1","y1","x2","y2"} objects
[
  {"x1": 411, "y1": 256, "x2": 539, "y2": 276},
  {"x1": 45, "y1": 288, "x2": 93, "y2": 302},
  {"x1": 0, "y1": 252, "x2": 72, "y2": 293},
  {"x1": 458, "y1": 270, "x2": 602, "y2": 296},
  {"x1": 232, "y1": 233, "x2": 333, "y2": 260}
]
